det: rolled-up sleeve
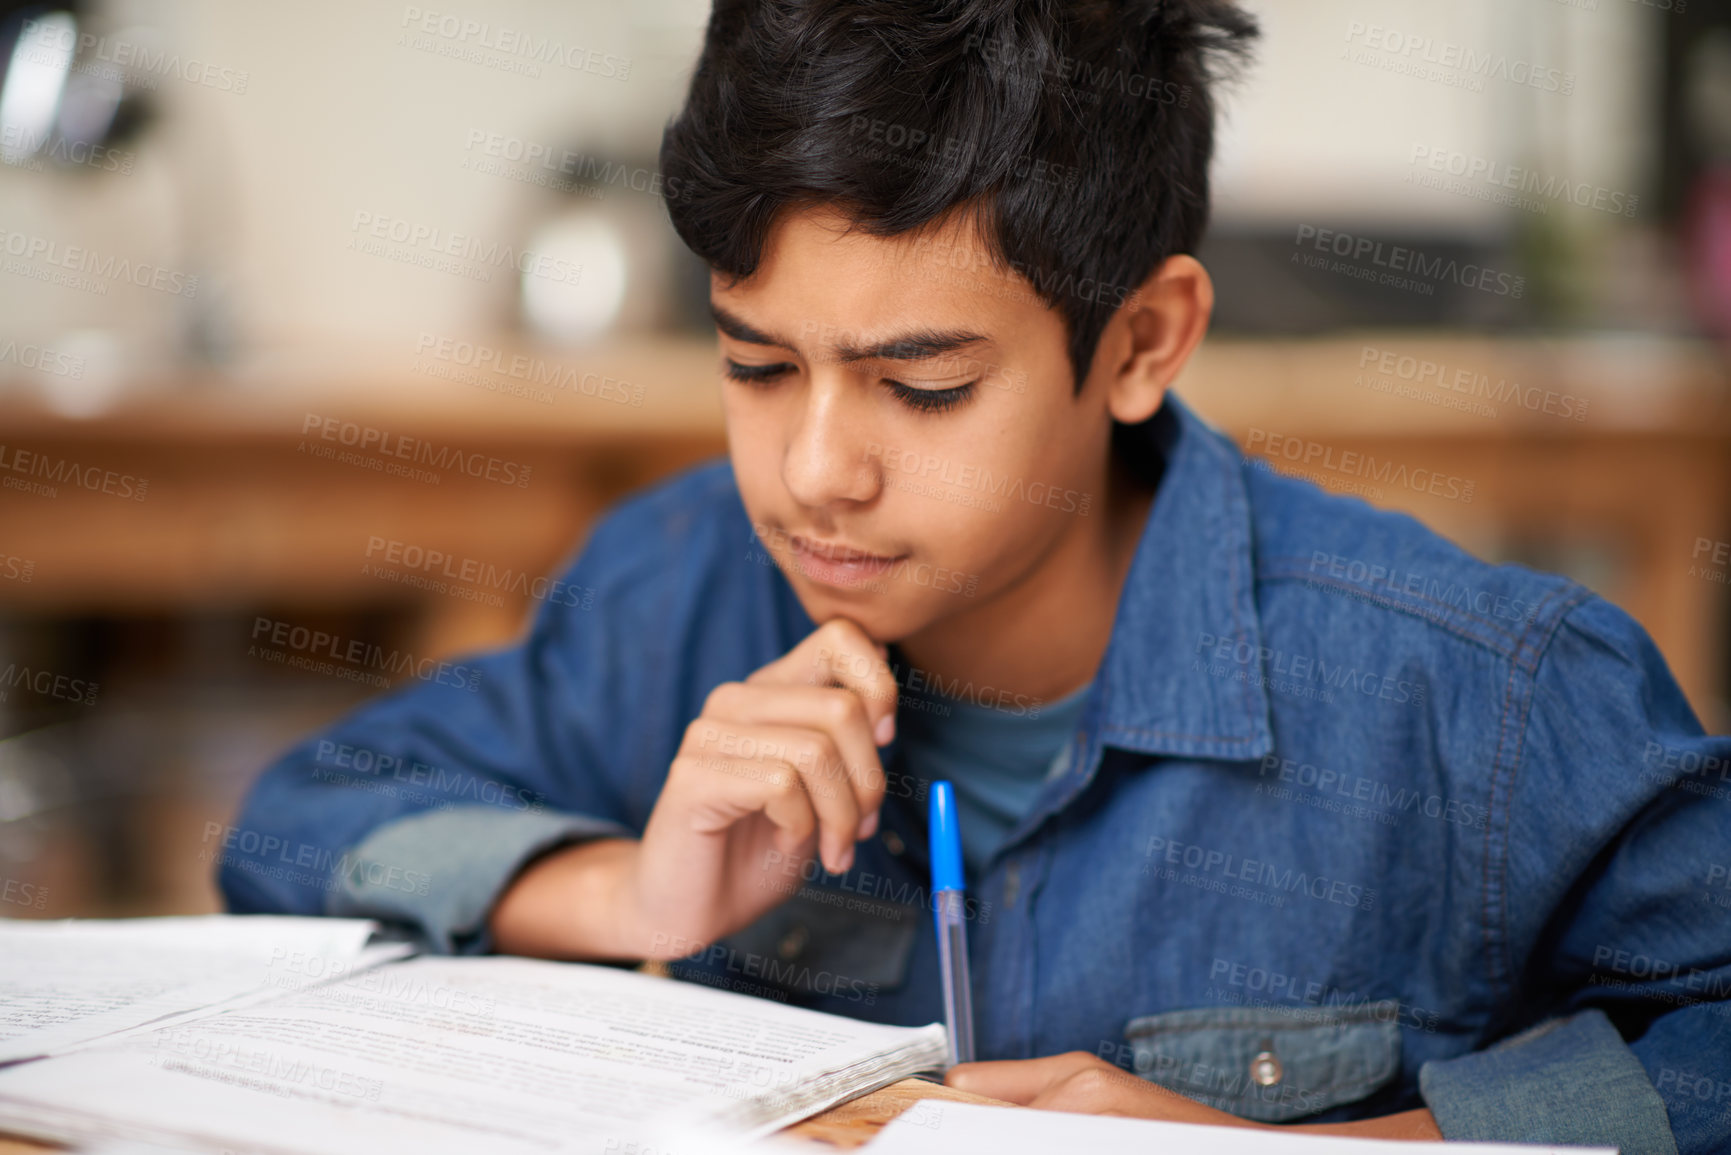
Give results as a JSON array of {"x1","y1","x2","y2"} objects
[
  {"x1": 324, "y1": 806, "x2": 629, "y2": 955},
  {"x1": 1418, "y1": 1009, "x2": 1677, "y2": 1153},
  {"x1": 217, "y1": 486, "x2": 699, "y2": 932}
]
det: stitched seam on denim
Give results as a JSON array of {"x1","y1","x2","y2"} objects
[
  {"x1": 1224, "y1": 455, "x2": 1261, "y2": 738},
  {"x1": 1477, "y1": 584, "x2": 1588, "y2": 1006},
  {"x1": 1258, "y1": 563, "x2": 1524, "y2": 655},
  {"x1": 1127, "y1": 1015, "x2": 1401, "y2": 1036},
  {"x1": 1100, "y1": 724, "x2": 1266, "y2": 746}
]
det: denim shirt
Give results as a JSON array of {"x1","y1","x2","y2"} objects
[{"x1": 219, "y1": 396, "x2": 1730, "y2": 1153}]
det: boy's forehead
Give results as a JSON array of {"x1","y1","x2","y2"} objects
[{"x1": 710, "y1": 203, "x2": 1035, "y2": 355}]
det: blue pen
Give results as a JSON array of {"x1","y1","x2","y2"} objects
[{"x1": 928, "y1": 780, "x2": 975, "y2": 1066}]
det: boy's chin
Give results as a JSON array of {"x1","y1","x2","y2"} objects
[{"x1": 784, "y1": 579, "x2": 941, "y2": 645}]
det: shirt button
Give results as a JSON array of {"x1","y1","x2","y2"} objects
[
  {"x1": 1250, "y1": 1050, "x2": 1283, "y2": 1086},
  {"x1": 778, "y1": 924, "x2": 809, "y2": 961},
  {"x1": 1003, "y1": 862, "x2": 1021, "y2": 906},
  {"x1": 881, "y1": 830, "x2": 905, "y2": 856}
]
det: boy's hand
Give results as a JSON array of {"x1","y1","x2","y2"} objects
[
  {"x1": 946, "y1": 1054, "x2": 1442, "y2": 1139},
  {"x1": 618, "y1": 617, "x2": 899, "y2": 958}
]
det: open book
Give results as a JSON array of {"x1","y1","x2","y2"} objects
[{"x1": 0, "y1": 916, "x2": 948, "y2": 1155}]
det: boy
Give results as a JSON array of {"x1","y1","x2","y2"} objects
[{"x1": 222, "y1": 1, "x2": 1730, "y2": 1149}]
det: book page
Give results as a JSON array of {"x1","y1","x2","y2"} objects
[
  {"x1": 0, "y1": 916, "x2": 394, "y2": 1062},
  {"x1": 0, "y1": 954, "x2": 946, "y2": 1155},
  {"x1": 863, "y1": 1101, "x2": 1617, "y2": 1155}
]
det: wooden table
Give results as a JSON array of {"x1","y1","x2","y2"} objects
[
  {"x1": 0, "y1": 1077, "x2": 1010, "y2": 1152},
  {"x1": 1, "y1": 332, "x2": 1726, "y2": 718}
]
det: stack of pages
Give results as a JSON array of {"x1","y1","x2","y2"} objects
[{"x1": 0, "y1": 915, "x2": 948, "y2": 1155}]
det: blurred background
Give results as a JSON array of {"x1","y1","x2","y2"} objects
[{"x1": 0, "y1": 0, "x2": 1727, "y2": 920}]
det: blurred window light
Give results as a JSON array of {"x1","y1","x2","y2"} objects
[
  {"x1": 520, "y1": 214, "x2": 628, "y2": 344},
  {"x1": 0, "y1": 9, "x2": 75, "y2": 166}
]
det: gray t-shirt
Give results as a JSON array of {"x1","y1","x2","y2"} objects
[{"x1": 895, "y1": 668, "x2": 1092, "y2": 879}]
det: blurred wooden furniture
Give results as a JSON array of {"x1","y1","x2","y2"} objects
[
  {"x1": 0, "y1": 1076, "x2": 1010, "y2": 1152},
  {"x1": 0, "y1": 333, "x2": 1726, "y2": 723}
]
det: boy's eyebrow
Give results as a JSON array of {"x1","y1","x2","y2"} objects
[{"x1": 710, "y1": 303, "x2": 991, "y2": 363}]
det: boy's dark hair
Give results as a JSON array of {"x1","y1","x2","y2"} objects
[{"x1": 660, "y1": 0, "x2": 1258, "y2": 391}]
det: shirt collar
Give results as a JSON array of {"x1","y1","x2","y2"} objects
[{"x1": 1092, "y1": 393, "x2": 1274, "y2": 763}]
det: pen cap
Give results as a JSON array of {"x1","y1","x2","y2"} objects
[{"x1": 928, "y1": 780, "x2": 966, "y2": 894}]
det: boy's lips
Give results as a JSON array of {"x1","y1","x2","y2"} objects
[{"x1": 786, "y1": 534, "x2": 905, "y2": 588}]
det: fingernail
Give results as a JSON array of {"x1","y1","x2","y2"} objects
[
  {"x1": 874, "y1": 716, "x2": 895, "y2": 745},
  {"x1": 857, "y1": 810, "x2": 879, "y2": 839},
  {"x1": 837, "y1": 846, "x2": 854, "y2": 874}
]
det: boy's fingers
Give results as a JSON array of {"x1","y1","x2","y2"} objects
[
  {"x1": 701, "y1": 683, "x2": 887, "y2": 836},
  {"x1": 944, "y1": 1054, "x2": 1105, "y2": 1105},
  {"x1": 681, "y1": 717, "x2": 861, "y2": 874},
  {"x1": 752, "y1": 618, "x2": 900, "y2": 745}
]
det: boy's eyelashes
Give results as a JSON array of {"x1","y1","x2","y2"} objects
[{"x1": 721, "y1": 358, "x2": 977, "y2": 414}]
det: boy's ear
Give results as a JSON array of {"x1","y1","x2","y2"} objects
[{"x1": 1100, "y1": 254, "x2": 1215, "y2": 425}]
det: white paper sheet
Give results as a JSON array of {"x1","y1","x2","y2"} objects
[
  {"x1": 0, "y1": 915, "x2": 400, "y2": 1062},
  {"x1": 863, "y1": 1100, "x2": 1619, "y2": 1155},
  {"x1": 0, "y1": 954, "x2": 946, "y2": 1155}
]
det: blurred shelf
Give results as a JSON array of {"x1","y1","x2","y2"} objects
[{"x1": 0, "y1": 331, "x2": 1727, "y2": 720}]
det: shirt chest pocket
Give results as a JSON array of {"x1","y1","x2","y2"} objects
[{"x1": 1123, "y1": 1001, "x2": 1402, "y2": 1123}]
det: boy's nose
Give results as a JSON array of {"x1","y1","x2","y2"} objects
[{"x1": 780, "y1": 380, "x2": 882, "y2": 509}]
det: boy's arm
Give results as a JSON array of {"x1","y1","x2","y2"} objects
[
  {"x1": 1414, "y1": 594, "x2": 1731, "y2": 1155},
  {"x1": 218, "y1": 519, "x2": 652, "y2": 956}
]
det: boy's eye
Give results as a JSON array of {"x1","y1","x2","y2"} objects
[
  {"x1": 885, "y1": 379, "x2": 976, "y2": 414},
  {"x1": 722, "y1": 359, "x2": 795, "y2": 384}
]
